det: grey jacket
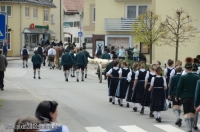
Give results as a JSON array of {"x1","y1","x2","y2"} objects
[{"x1": 0, "y1": 55, "x2": 7, "y2": 71}]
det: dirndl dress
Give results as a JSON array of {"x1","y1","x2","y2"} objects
[
  {"x1": 108, "y1": 69, "x2": 119, "y2": 96},
  {"x1": 131, "y1": 70, "x2": 147, "y2": 103},
  {"x1": 125, "y1": 71, "x2": 135, "y2": 102},
  {"x1": 165, "y1": 68, "x2": 174, "y2": 99},
  {"x1": 150, "y1": 77, "x2": 168, "y2": 111}
]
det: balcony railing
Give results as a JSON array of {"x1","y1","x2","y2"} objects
[{"x1": 105, "y1": 18, "x2": 138, "y2": 32}]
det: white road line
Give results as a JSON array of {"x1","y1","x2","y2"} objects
[
  {"x1": 154, "y1": 125, "x2": 185, "y2": 132},
  {"x1": 4, "y1": 79, "x2": 21, "y2": 89},
  {"x1": 120, "y1": 125, "x2": 148, "y2": 132},
  {"x1": 85, "y1": 126, "x2": 108, "y2": 132}
]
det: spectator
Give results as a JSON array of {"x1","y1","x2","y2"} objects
[
  {"x1": 0, "y1": 50, "x2": 7, "y2": 91},
  {"x1": 14, "y1": 116, "x2": 40, "y2": 132},
  {"x1": 156, "y1": 61, "x2": 161, "y2": 67},
  {"x1": 2, "y1": 40, "x2": 8, "y2": 57},
  {"x1": 133, "y1": 45, "x2": 140, "y2": 62},
  {"x1": 118, "y1": 46, "x2": 125, "y2": 60},
  {"x1": 35, "y1": 101, "x2": 69, "y2": 132}
]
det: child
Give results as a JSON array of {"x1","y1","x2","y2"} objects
[{"x1": 31, "y1": 51, "x2": 42, "y2": 79}]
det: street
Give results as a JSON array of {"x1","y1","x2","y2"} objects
[{"x1": 0, "y1": 60, "x2": 199, "y2": 132}]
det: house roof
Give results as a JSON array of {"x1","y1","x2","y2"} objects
[
  {"x1": 0, "y1": 0, "x2": 56, "y2": 8},
  {"x1": 63, "y1": 0, "x2": 83, "y2": 12}
]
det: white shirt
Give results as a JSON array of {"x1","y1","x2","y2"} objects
[
  {"x1": 119, "y1": 68, "x2": 130, "y2": 75},
  {"x1": 35, "y1": 47, "x2": 44, "y2": 52},
  {"x1": 164, "y1": 67, "x2": 174, "y2": 77},
  {"x1": 145, "y1": 71, "x2": 156, "y2": 82},
  {"x1": 197, "y1": 67, "x2": 200, "y2": 74},
  {"x1": 48, "y1": 48, "x2": 56, "y2": 56},
  {"x1": 127, "y1": 70, "x2": 136, "y2": 82},
  {"x1": 170, "y1": 69, "x2": 176, "y2": 78},
  {"x1": 150, "y1": 76, "x2": 167, "y2": 86},
  {"x1": 182, "y1": 70, "x2": 187, "y2": 75},
  {"x1": 21, "y1": 48, "x2": 30, "y2": 55},
  {"x1": 135, "y1": 69, "x2": 146, "y2": 79},
  {"x1": 39, "y1": 123, "x2": 69, "y2": 132},
  {"x1": 109, "y1": 53, "x2": 113, "y2": 59},
  {"x1": 107, "y1": 67, "x2": 120, "y2": 75}
]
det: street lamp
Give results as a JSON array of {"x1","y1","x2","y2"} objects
[{"x1": 79, "y1": 10, "x2": 83, "y2": 48}]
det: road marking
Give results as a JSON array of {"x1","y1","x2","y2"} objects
[
  {"x1": 85, "y1": 126, "x2": 107, "y2": 132},
  {"x1": 120, "y1": 125, "x2": 147, "y2": 132},
  {"x1": 154, "y1": 125, "x2": 185, "y2": 132},
  {"x1": 4, "y1": 79, "x2": 21, "y2": 89}
]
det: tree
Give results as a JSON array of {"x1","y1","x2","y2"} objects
[
  {"x1": 162, "y1": 8, "x2": 197, "y2": 61},
  {"x1": 131, "y1": 9, "x2": 166, "y2": 64}
]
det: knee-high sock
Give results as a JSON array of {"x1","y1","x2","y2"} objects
[
  {"x1": 64, "y1": 73, "x2": 66, "y2": 79},
  {"x1": 120, "y1": 99, "x2": 123, "y2": 104},
  {"x1": 85, "y1": 69, "x2": 87, "y2": 74},
  {"x1": 173, "y1": 109, "x2": 180, "y2": 120},
  {"x1": 157, "y1": 111, "x2": 161, "y2": 118},
  {"x1": 76, "y1": 72, "x2": 79, "y2": 80},
  {"x1": 66, "y1": 73, "x2": 69, "y2": 79},
  {"x1": 38, "y1": 70, "x2": 40, "y2": 77},
  {"x1": 185, "y1": 118, "x2": 190, "y2": 132},
  {"x1": 34, "y1": 71, "x2": 36, "y2": 77},
  {"x1": 133, "y1": 103, "x2": 137, "y2": 108},
  {"x1": 189, "y1": 118, "x2": 194, "y2": 131},
  {"x1": 26, "y1": 61, "x2": 28, "y2": 65},
  {"x1": 70, "y1": 69, "x2": 72, "y2": 75},
  {"x1": 81, "y1": 71, "x2": 84, "y2": 79},
  {"x1": 23, "y1": 61, "x2": 25, "y2": 67},
  {"x1": 112, "y1": 96, "x2": 115, "y2": 102},
  {"x1": 194, "y1": 113, "x2": 199, "y2": 127},
  {"x1": 73, "y1": 68, "x2": 75, "y2": 76}
]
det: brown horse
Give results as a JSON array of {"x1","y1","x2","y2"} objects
[{"x1": 54, "y1": 46, "x2": 64, "y2": 68}]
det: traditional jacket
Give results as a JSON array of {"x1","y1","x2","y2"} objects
[
  {"x1": 31, "y1": 54, "x2": 42, "y2": 65},
  {"x1": 168, "y1": 73, "x2": 181, "y2": 96},
  {"x1": 195, "y1": 80, "x2": 200, "y2": 107},
  {"x1": 61, "y1": 53, "x2": 73, "y2": 66},
  {"x1": 75, "y1": 52, "x2": 87, "y2": 66},
  {"x1": 82, "y1": 50, "x2": 94, "y2": 64},
  {"x1": 101, "y1": 52, "x2": 110, "y2": 60}
]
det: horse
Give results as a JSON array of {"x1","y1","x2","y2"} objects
[{"x1": 54, "y1": 45, "x2": 64, "y2": 69}]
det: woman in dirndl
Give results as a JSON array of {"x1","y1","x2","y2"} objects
[
  {"x1": 131, "y1": 61, "x2": 147, "y2": 112},
  {"x1": 106, "y1": 60, "x2": 120, "y2": 105},
  {"x1": 149, "y1": 67, "x2": 167, "y2": 123},
  {"x1": 116, "y1": 61, "x2": 131, "y2": 107},
  {"x1": 141, "y1": 64, "x2": 156, "y2": 116},
  {"x1": 125, "y1": 63, "x2": 138, "y2": 108}
]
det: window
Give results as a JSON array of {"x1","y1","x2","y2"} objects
[
  {"x1": 92, "y1": 7, "x2": 95, "y2": 23},
  {"x1": 74, "y1": 37, "x2": 79, "y2": 43},
  {"x1": 77, "y1": 21, "x2": 80, "y2": 27},
  {"x1": 70, "y1": 22, "x2": 73, "y2": 27},
  {"x1": 74, "y1": 21, "x2": 77, "y2": 27},
  {"x1": 0, "y1": 32, "x2": 11, "y2": 50},
  {"x1": 44, "y1": 10, "x2": 49, "y2": 21},
  {"x1": 33, "y1": 8, "x2": 37, "y2": 19},
  {"x1": 51, "y1": 14, "x2": 54, "y2": 23},
  {"x1": 0, "y1": 6, "x2": 12, "y2": 17},
  {"x1": 126, "y1": 5, "x2": 148, "y2": 19},
  {"x1": 84, "y1": 37, "x2": 92, "y2": 43},
  {"x1": 25, "y1": 7, "x2": 30, "y2": 18}
]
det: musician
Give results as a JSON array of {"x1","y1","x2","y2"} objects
[{"x1": 48, "y1": 45, "x2": 56, "y2": 69}]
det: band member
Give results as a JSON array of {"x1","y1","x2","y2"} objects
[
  {"x1": 131, "y1": 61, "x2": 147, "y2": 112},
  {"x1": 75, "y1": 48, "x2": 87, "y2": 82},
  {"x1": 21, "y1": 46, "x2": 29, "y2": 68},
  {"x1": 106, "y1": 60, "x2": 120, "y2": 104},
  {"x1": 195, "y1": 79, "x2": 200, "y2": 130},
  {"x1": 69, "y1": 48, "x2": 75, "y2": 77},
  {"x1": 164, "y1": 59, "x2": 174, "y2": 108},
  {"x1": 116, "y1": 61, "x2": 131, "y2": 107},
  {"x1": 176, "y1": 57, "x2": 199, "y2": 132},
  {"x1": 168, "y1": 66, "x2": 183, "y2": 127},
  {"x1": 141, "y1": 64, "x2": 156, "y2": 116},
  {"x1": 48, "y1": 45, "x2": 56, "y2": 69},
  {"x1": 61, "y1": 50, "x2": 73, "y2": 82},
  {"x1": 105, "y1": 54, "x2": 118, "y2": 102},
  {"x1": 82, "y1": 44, "x2": 94, "y2": 78},
  {"x1": 31, "y1": 51, "x2": 42, "y2": 79},
  {"x1": 101, "y1": 48, "x2": 110, "y2": 60},
  {"x1": 35, "y1": 44, "x2": 44, "y2": 66},
  {"x1": 149, "y1": 67, "x2": 167, "y2": 122}
]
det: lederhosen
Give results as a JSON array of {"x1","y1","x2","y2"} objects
[
  {"x1": 141, "y1": 73, "x2": 156, "y2": 106},
  {"x1": 48, "y1": 49, "x2": 55, "y2": 62},
  {"x1": 125, "y1": 71, "x2": 136, "y2": 102},
  {"x1": 131, "y1": 70, "x2": 147, "y2": 103},
  {"x1": 116, "y1": 68, "x2": 130, "y2": 99},
  {"x1": 150, "y1": 77, "x2": 167, "y2": 111},
  {"x1": 108, "y1": 68, "x2": 119, "y2": 96}
]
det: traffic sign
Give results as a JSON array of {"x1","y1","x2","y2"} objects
[
  {"x1": 0, "y1": 14, "x2": 6, "y2": 40},
  {"x1": 78, "y1": 32, "x2": 82, "y2": 37}
]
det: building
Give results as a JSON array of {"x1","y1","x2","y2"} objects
[
  {"x1": 84, "y1": 0, "x2": 200, "y2": 63},
  {"x1": 0, "y1": 0, "x2": 56, "y2": 56},
  {"x1": 50, "y1": 0, "x2": 64, "y2": 43},
  {"x1": 63, "y1": 0, "x2": 90, "y2": 48}
]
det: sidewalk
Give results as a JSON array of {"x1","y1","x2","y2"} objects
[
  {"x1": 6, "y1": 57, "x2": 21, "y2": 61},
  {"x1": 0, "y1": 81, "x2": 39, "y2": 132}
]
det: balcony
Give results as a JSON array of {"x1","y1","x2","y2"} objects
[{"x1": 105, "y1": 18, "x2": 138, "y2": 32}]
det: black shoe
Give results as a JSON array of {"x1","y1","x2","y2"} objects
[
  {"x1": 50, "y1": 68, "x2": 52, "y2": 69},
  {"x1": 133, "y1": 107, "x2": 137, "y2": 112},
  {"x1": 1, "y1": 88, "x2": 4, "y2": 91},
  {"x1": 71, "y1": 75, "x2": 73, "y2": 77},
  {"x1": 140, "y1": 107, "x2": 144, "y2": 114},
  {"x1": 109, "y1": 98, "x2": 112, "y2": 102},
  {"x1": 66, "y1": 78, "x2": 68, "y2": 82},
  {"x1": 175, "y1": 119, "x2": 182, "y2": 127},
  {"x1": 38, "y1": 77, "x2": 41, "y2": 79},
  {"x1": 85, "y1": 74, "x2": 87, "y2": 78},
  {"x1": 73, "y1": 75, "x2": 75, "y2": 77},
  {"x1": 149, "y1": 112, "x2": 154, "y2": 117},
  {"x1": 156, "y1": 117, "x2": 162, "y2": 122},
  {"x1": 169, "y1": 103, "x2": 171, "y2": 108},
  {"x1": 26, "y1": 65, "x2": 28, "y2": 68},
  {"x1": 118, "y1": 99, "x2": 121, "y2": 105},
  {"x1": 104, "y1": 78, "x2": 107, "y2": 80},
  {"x1": 23, "y1": 66, "x2": 25, "y2": 68},
  {"x1": 112, "y1": 102, "x2": 115, "y2": 105},
  {"x1": 126, "y1": 103, "x2": 129, "y2": 108},
  {"x1": 82, "y1": 79, "x2": 84, "y2": 81},
  {"x1": 52, "y1": 66, "x2": 55, "y2": 69},
  {"x1": 33, "y1": 77, "x2": 36, "y2": 79},
  {"x1": 120, "y1": 104, "x2": 123, "y2": 107},
  {"x1": 194, "y1": 126, "x2": 198, "y2": 130},
  {"x1": 95, "y1": 73, "x2": 98, "y2": 75},
  {"x1": 77, "y1": 79, "x2": 79, "y2": 82}
]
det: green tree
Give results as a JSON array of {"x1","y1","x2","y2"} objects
[
  {"x1": 131, "y1": 9, "x2": 166, "y2": 64},
  {"x1": 162, "y1": 8, "x2": 197, "y2": 61}
]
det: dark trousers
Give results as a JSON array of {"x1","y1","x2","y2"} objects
[{"x1": 0, "y1": 71, "x2": 4, "y2": 88}]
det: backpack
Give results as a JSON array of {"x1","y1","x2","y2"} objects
[
  {"x1": 37, "y1": 47, "x2": 43, "y2": 54},
  {"x1": 23, "y1": 49, "x2": 28, "y2": 55}
]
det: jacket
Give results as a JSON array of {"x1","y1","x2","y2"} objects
[
  {"x1": 195, "y1": 80, "x2": 200, "y2": 107},
  {"x1": 82, "y1": 50, "x2": 94, "y2": 64},
  {"x1": 169, "y1": 74, "x2": 181, "y2": 96},
  {"x1": 61, "y1": 53, "x2": 73, "y2": 66},
  {"x1": 0, "y1": 55, "x2": 7, "y2": 71},
  {"x1": 31, "y1": 54, "x2": 42, "y2": 65},
  {"x1": 176, "y1": 72, "x2": 199, "y2": 99},
  {"x1": 101, "y1": 52, "x2": 110, "y2": 60},
  {"x1": 75, "y1": 52, "x2": 86, "y2": 66},
  {"x1": 69, "y1": 51, "x2": 75, "y2": 61}
]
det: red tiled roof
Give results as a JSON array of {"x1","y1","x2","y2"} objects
[{"x1": 63, "y1": 0, "x2": 83, "y2": 11}]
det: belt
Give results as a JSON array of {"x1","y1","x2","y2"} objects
[
  {"x1": 153, "y1": 87, "x2": 163, "y2": 88},
  {"x1": 138, "y1": 80, "x2": 145, "y2": 82}
]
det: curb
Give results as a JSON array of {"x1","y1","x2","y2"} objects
[{"x1": 7, "y1": 59, "x2": 21, "y2": 61}]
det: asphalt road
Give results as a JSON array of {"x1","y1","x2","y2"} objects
[{"x1": 0, "y1": 60, "x2": 199, "y2": 132}]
